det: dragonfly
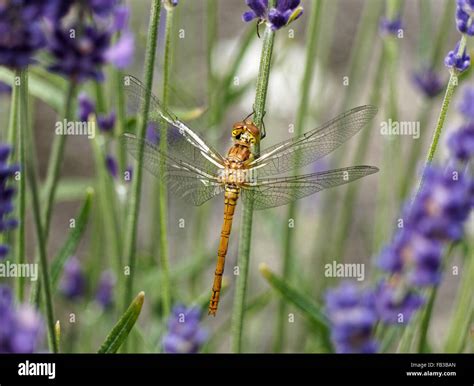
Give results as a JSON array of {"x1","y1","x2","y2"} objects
[{"x1": 121, "y1": 75, "x2": 379, "y2": 316}]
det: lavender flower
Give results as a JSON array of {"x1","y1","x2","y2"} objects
[
  {"x1": 162, "y1": 305, "x2": 207, "y2": 353},
  {"x1": 77, "y1": 92, "x2": 96, "y2": 122},
  {"x1": 448, "y1": 123, "x2": 474, "y2": 161},
  {"x1": 456, "y1": 0, "x2": 474, "y2": 35},
  {"x1": 0, "y1": 1, "x2": 47, "y2": 68},
  {"x1": 408, "y1": 167, "x2": 471, "y2": 241},
  {"x1": 96, "y1": 271, "x2": 115, "y2": 309},
  {"x1": 0, "y1": 144, "x2": 19, "y2": 260},
  {"x1": 412, "y1": 69, "x2": 445, "y2": 99},
  {"x1": 379, "y1": 16, "x2": 403, "y2": 36},
  {"x1": 458, "y1": 87, "x2": 474, "y2": 120},
  {"x1": 325, "y1": 283, "x2": 378, "y2": 353},
  {"x1": 445, "y1": 41, "x2": 471, "y2": 72},
  {"x1": 374, "y1": 281, "x2": 424, "y2": 324},
  {"x1": 378, "y1": 227, "x2": 443, "y2": 286},
  {"x1": 104, "y1": 32, "x2": 134, "y2": 69},
  {"x1": 105, "y1": 155, "x2": 118, "y2": 179},
  {"x1": 242, "y1": 0, "x2": 303, "y2": 31},
  {"x1": 60, "y1": 256, "x2": 86, "y2": 300},
  {"x1": 97, "y1": 111, "x2": 116, "y2": 132},
  {"x1": 48, "y1": 24, "x2": 111, "y2": 82},
  {"x1": 0, "y1": 286, "x2": 44, "y2": 353}
]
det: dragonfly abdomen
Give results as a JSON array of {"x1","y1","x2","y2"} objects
[{"x1": 208, "y1": 186, "x2": 240, "y2": 316}]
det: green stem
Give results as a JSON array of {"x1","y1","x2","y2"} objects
[
  {"x1": 275, "y1": 0, "x2": 322, "y2": 353},
  {"x1": 115, "y1": 68, "x2": 127, "y2": 174},
  {"x1": 157, "y1": 4, "x2": 175, "y2": 318},
  {"x1": 42, "y1": 83, "x2": 76, "y2": 240},
  {"x1": 123, "y1": 0, "x2": 162, "y2": 307},
  {"x1": 20, "y1": 69, "x2": 57, "y2": 353},
  {"x1": 231, "y1": 24, "x2": 274, "y2": 353},
  {"x1": 14, "y1": 69, "x2": 26, "y2": 301},
  {"x1": 7, "y1": 74, "x2": 19, "y2": 146}
]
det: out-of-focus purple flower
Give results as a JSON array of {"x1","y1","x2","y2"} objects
[
  {"x1": 96, "y1": 270, "x2": 115, "y2": 309},
  {"x1": 242, "y1": 0, "x2": 303, "y2": 31},
  {"x1": 448, "y1": 123, "x2": 474, "y2": 161},
  {"x1": 445, "y1": 42, "x2": 471, "y2": 73},
  {"x1": 105, "y1": 155, "x2": 118, "y2": 179},
  {"x1": 77, "y1": 92, "x2": 96, "y2": 122},
  {"x1": 0, "y1": 286, "x2": 44, "y2": 353},
  {"x1": 412, "y1": 69, "x2": 445, "y2": 99},
  {"x1": 0, "y1": 1, "x2": 47, "y2": 68},
  {"x1": 97, "y1": 111, "x2": 116, "y2": 132},
  {"x1": 113, "y1": 6, "x2": 130, "y2": 31},
  {"x1": 0, "y1": 144, "x2": 19, "y2": 260},
  {"x1": 456, "y1": 0, "x2": 474, "y2": 35},
  {"x1": 146, "y1": 122, "x2": 160, "y2": 146},
  {"x1": 378, "y1": 227, "x2": 443, "y2": 287},
  {"x1": 162, "y1": 305, "x2": 207, "y2": 353},
  {"x1": 458, "y1": 87, "x2": 474, "y2": 120},
  {"x1": 47, "y1": 25, "x2": 111, "y2": 82},
  {"x1": 60, "y1": 256, "x2": 86, "y2": 300},
  {"x1": 325, "y1": 282, "x2": 378, "y2": 353},
  {"x1": 408, "y1": 167, "x2": 471, "y2": 241},
  {"x1": 0, "y1": 81, "x2": 11, "y2": 94},
  {"x1": 104, "y1": 32, "x2": 134, "y2": 69},
  {"x1": 374, "y1": 281, "x2": 424, "y2": 324},
  {"x1": 379, "y1": 16, "x2": 403, "y2": 36}
]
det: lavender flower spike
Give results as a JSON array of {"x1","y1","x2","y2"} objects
[
  {"x1": 163, "y1": 305, "x2": 208, "y2": 353},
  {"x1": 325, "y1": 282, "x2": 378, "y2": 353},
  {"x1": 60, "y1": 256, "x2": 86, "y2": 300},
  {"x1": 445, "y1": 41, "x2": 471, "y2": 73},
  {"x1": 242, "y1": 0, "x2": 303, "y2": 31}
]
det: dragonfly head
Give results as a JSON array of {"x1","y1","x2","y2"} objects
[{"x1": 231, "y1": 119, "x2": 260, "y2": 146}]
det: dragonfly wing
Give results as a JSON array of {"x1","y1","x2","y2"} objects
[
  {"x1": 249, "y1": 106, "x2": 378, "y2": 177},
  {"x1": 241, "y1": 165, "x2": 378, "y2": 210},
  {"x1": 121, "y1": 134, "x2": 224, "y2": 206},
  {"x1": 123, "y1": 75, "x2": 226, "y2": 176}
]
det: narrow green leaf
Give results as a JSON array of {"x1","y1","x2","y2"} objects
[
  {"x1": 0, "y1": 67, "x2": 66, "y2": 112},
  {"x1": 51, "y1": 188, "x2": 94, "y2": 290},
  {"x1": 259, "y1": 264, "x2": 331, "y2": 341},
  {"x1": 54, "y1": 179, "x2": 95, "y2": 202},
  {"x1": 98, "y1": 292, "x2": 145, "y2": 354}
]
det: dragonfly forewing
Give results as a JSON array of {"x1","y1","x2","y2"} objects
[
  {"x1": 249, "y1": 105, "x2": 378, "y2": 178},
  {"x1": 241, "y1": 165, "x2": 379, "y2": 210}
]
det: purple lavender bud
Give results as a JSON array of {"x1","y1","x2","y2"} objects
[
  {"x1": 445, "y1": 41, "x2": 471, "y2": 72},
  {"x1": 0, "y1": 143, "x2": 18, "y2": 260},
  {"x1": 458, "y1": 87, "x2": 474, "y2": 120},
  {"x1": 113, "y1": 6, "x2": 130, "y2": 31},
  {"x1": 412, "y1": 69, "x2": 445, "y2": 99},
  {"x1": 325, "y1": 282, "x2": 378, "y2": 353},
  {"x1": 0, "y1": 286, "x2": 44, "y2": 353},
  {"x1": 0, "y1": 81, "x2": 11, "y2": 94},
  {"x1": 60, "y1": 256, "x2": 86, "y2": 300},
  {"x1": 409, "y1": 167, "x2": 471, "y2": 241},
  {"x1": 379, "y1": 16, "x2": 403, "y2": 36},
  {"x1": 77, "y1": 92, "x2": 96, "y2": 122},
  {"x1": 97, "y1": 112, "x2": 116, "y2": 132},
  {"x1": 456, "y1": 0, "x2": 474, "y2": 35},
  {"x1": 242, "y1": 0, "x2": 268, "y2": 22},
  {"x1": 162, "y1": 305, "x2": 207, "y2": 353},
  {"x1": 146, "y1": 122, "x2": 160, "y2": 146},
  {"x1": 96, "y1": 271, "x2": 115, "y2": 309},
  {"x1": 47, "y1": 24, "x2": 111, "y2": 83},
  {"x1": 374, "y1": 281, "x2": 424, "y2": 324},
  {"x1": 242, "y1": 0, "x2": 302, "y2": 30},
  {"x1": 105, "y1": 155, "x2": 118, "y2": 179},
  {"x1": 0, "y1": 2, "x2": 46, "y2": 68},
  {"x1": 448, "y1": 123, "x2": 474, "y2": 161},
  {"x1": 104, "y1": 32, "x2": 134, "y2": 69}
]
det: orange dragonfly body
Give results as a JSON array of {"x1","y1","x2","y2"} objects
[{"x1": 122, "y1": 75, "x2": 379, "y2": 316}]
